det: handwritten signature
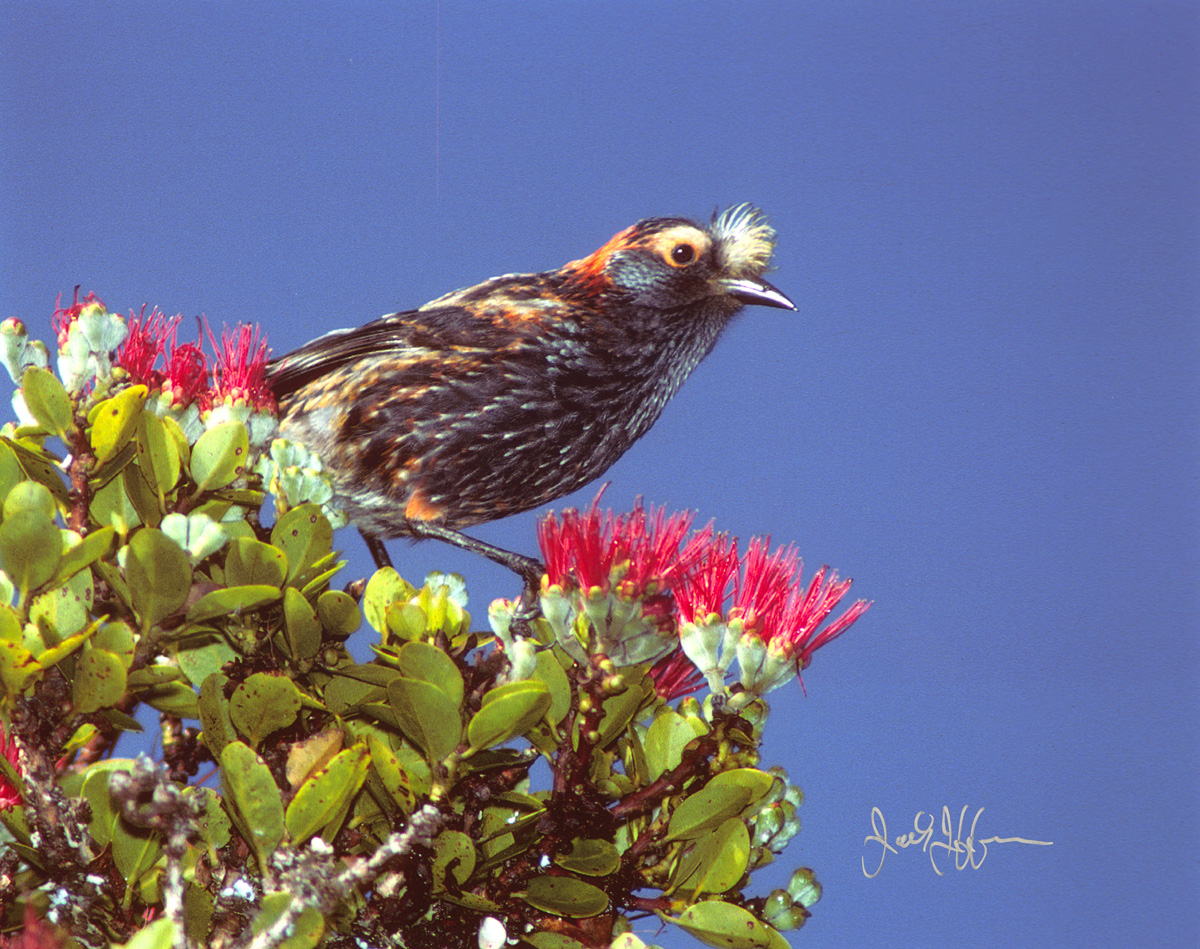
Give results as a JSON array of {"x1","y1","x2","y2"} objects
[{"x1": 862, "y1": 806, "x2": 1052, "y2": 877}]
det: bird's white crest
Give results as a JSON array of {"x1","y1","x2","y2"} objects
[{"x1": 711, "y1": 203, "x2": 778, "y2": 277}]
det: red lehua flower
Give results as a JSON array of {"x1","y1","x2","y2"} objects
[
  {"x1": 673, "y1": 530, "x2": 740, "y2": 623},
  {"x1": 207, "y1": 323, "x2": 276, "y2": 412},
  {"x1": 538, "y1": 498, "x2": 696, "y2": 595},
  {"x1": 162, "y1": 341, "x2": 208, "y2": 405},
  {"x1": 648, "y1": 647, "x2": 707, "y2": 700},
  {"x1": 733, "y1": 538, "x2": 801, "y2": 637},
  {"x1": 50, "y1": 288, "x2": 105, "y2": 347},
  {"x1": 117, "y1": 307, "x2": 210, "y2": 406},
  {"x1": 779, "y1": 566, "x2": 872, "y2": 671},
  {"x1": 0, "y1": 726, "x2": 22, "y2": 811},
  {"x1": 116, "y1": 305, "x2": 167, "y2": 386}
]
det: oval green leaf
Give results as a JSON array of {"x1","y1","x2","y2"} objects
[
  {"x1": 220, "y1": 741, "x2": 285, "y2": 869},
  {"x1": 187, "y1": 584, "x2": 281, "y2": 624},
  {"x1": 285, "y1": 743, "x2": 370, "y2": 845},
  {"x1": 190, "y1": 420, "x2": 249, "y2": 491},
  {"x1": 230, "y1": 672, "x2": 302, "y2": 746},
  {"x1": 555, "y1": 838, "x2": 620, "y2": 877},
  {"x1": 125, "y1": 528, "x2": 192, "y2": 630},
  {"x1": 90, "y1": 385, "x2": 147, "y2": 466},
  {"x1": 284, "y1": 587, "x2": 322, "y2": 661},
  {"x1": 73, "y1": 647, "x2": 127, "y2": 714},
  {"x1": 271, "y1": 503, "x2": 333, "y2": 586},
  {"x1": 468, "y1": 681, "x2": 551, "y2": 751},
  {"x1": 317, "y1": 589, "x2": 360, "y2": 638},
  {"x1": 386, "y1": 676, "x2": 462, "y2": 762},
  {"x1": 674, "y1": 901, "x2": 790, "y2": 949},
  {"x1": 519, "y1": 875, "x2": 609, "y2": 918},
  {"x1": 396, "y1": 641, "x2": 464, "y2": 706},
  {"x1": 0, "y1": 509, "x2": 62, "y2": 594},
  {"x1": 136, "y1": 412, "x2": 181, "y2": 496},
  {"x1": 225, "y1": 536, "x2": 288, "y2": 588},
  {"x1": 671, "y1": 817, "x2": 749, "y2": 898},
  {"x1": 665, "y1": 769, "x2": 775, "y2": 843}
]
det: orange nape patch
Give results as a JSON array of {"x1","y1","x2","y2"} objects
[
  {"x1": 404, "y1": 487, "x2": 446, "y2": 522},
  {"x1": 561, "y1": 224, "x2": 638, "y2": 294}
]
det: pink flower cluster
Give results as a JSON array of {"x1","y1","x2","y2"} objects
[
  {"x1": 49, "y1": 289, "x2": 275, "y2": 414},
  {"x1": 537, "y1": 500, "x2": 871, "y2": 699},
  {"x1": 118, "y1": 306, "x2": 208, "y2": 406}
]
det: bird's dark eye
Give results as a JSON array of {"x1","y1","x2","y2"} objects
[{"x1": 670, "y1": 243, "x2": 697, "y2": 266}]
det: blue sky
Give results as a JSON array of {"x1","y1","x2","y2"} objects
[{"x1": 3, "y1": 3, "x2": 1197, "y2": 947}]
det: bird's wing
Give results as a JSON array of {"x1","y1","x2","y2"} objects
[{"x1": 267, "y1": 308, "x2": 464, "y2": 398}]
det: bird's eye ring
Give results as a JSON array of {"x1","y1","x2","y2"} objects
[{"x1": 669, "y1": 243, "x2": 697, "y2": 266}]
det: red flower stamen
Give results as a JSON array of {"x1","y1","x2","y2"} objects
[
  {"x1": 207, "y1": 323, "x2": 276, "y2": 412},
  {"x1": 674, "y1": 531, "x2": 740, "y2": 623},
  {"x1": 648, "y1": 647, "x2": 707, "y2": 700}
]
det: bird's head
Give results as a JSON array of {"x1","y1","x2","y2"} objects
[{"x1": 560, "y1": 204, "x2": 795, "y2": 315}]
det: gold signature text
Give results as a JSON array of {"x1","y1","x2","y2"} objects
[{"x1": 862, "y1": 805, "x2": 1053, "y2": 877}]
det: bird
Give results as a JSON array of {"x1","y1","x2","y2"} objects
[{"x1": 266, "y1": 204, "x2": 795, "y2": 583}]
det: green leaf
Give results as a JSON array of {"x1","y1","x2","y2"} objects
[
  {"x1": 111, "y1": 820, "x2": 161, "y2": 887},
  {"x1": 366, "y1": 734, "x2": 418, "y2": 815},
  {"x1": 251, "y1": 892, "x2": 325, "y2": 949},
  {"x1": 230, "y1": 672, "x2": 302, "y2": 746},
  {"x1": 593, "y1": 676, "x2": 655, "y2": 750},
  {"x1": 670, "y1": 817, "x2": 750, "y2": 898},
  {"x1": 0, "y1": 508, "x2": 62, "y2": 595},
  {"x1": 190, "y1": 420, "x2": 249, "y2": 491},
  {"x1": 283, "y1": 587, "x2": 322, "y2": 662},
  {"x1": 51, "y1": 525, "x2": 115, "y2": 587},
  {"x1": 225, "y1": 536, "x2": 288, "y2": 588},
  {"x1": 271, "y1": 503, "x2": 333, "y2": 587},
  {"x1": 126, "y1": 665, "x2": 183, "y2": 690},
  {"x1": 21, "y1": 366, "x2": 75, "y2": 438},
  {"x1": 362, "y1": 567, "x2": 415, "y2": 633},
  {"x1": 0, "y1": 441, "x2": 24, "y2": 504},
  {"x1": 29, "y1": 562, "x2": 93, "y2": 638},
  {"x1": 125, "y1": 528, "x2": 192, "y2": 631},
  {"x1": 115, "y1": 918, "x2": 178, "y2": 949},
  {"x1": 467, "y1": 681, "x2": 551, "y2": 751},
  {"x1": 673, "y1": 901, "x2": 790, "y2": 949},
  {"x1": 396, "y1": 641, "x2": 465, "y2": 706},
  {"x1": 2, "y1": 479, "x2": 56, "y2": 520},
  {"x1": 555, "y1": 838, "x2": 620, "y2": 877},
  {"x1": 186, "y1": 584, "x2": 280, "y2": 623},
  {"x1": 519, "y1": 875, "x2": 609, "y2": 918},
  {"x1": 431, "y1": 829, "x2": 476, "y2": 889},
  {"x1": 666, "y1": 769, "x2": 776, "y2": 843},
  {"x1": 90, "y1": 385, "x2": 148, "y2": 466},
  {"x1": 122, "y1": 464, "x2": 162, "y2": 527},
  {"x1": 142, "y1": 680, "x2": 200, "y2": 718},
  {"x1": 73, "y1": 647, "x2": 127, "y2": 714},
  {"x1": 2, "y1": 436, "x2": 69, "y2": 507},
  {"x1": 386, "y1": 676, "x2": 462, "y2": 762},
  {"x1": 92, "y1": 621, "x2": 136, "y2": 667},
  {"x1": 317, "y1": 589, "x2": 360, "y2": 638},
  {"x1": 175, "y1": 635, "x2": 238, "y2": 688},
  {"x1": 284, "y1": 743, "x2": 369, "y2": 844},
  {"x1": 644, "y1": 708, "x2": 708, "y2": 783},
  {"x1": 220, "y1": 741, "x2": 285, "y2": 870},
  {"x1": 198, "y1": 673, "x2": 235, "y2": 756},
  {"x1": 136, "y1": 411, "x2": 181, "y2": 497},
  {"x1": 90, "y1": 474, "x2": 142, "y2": 533},
  {"x1": 533, "y1": 648, "x2": 573, "y2": 725}
]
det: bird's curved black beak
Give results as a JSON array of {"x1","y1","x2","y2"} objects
[{"x1": 720, "y1": 276, "x2": 796, "y2": 310}]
